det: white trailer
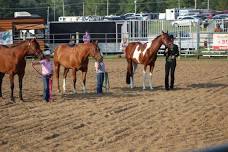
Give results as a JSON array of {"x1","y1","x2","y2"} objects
[{"x1": 166, "y1": 8, "x2": 179, "y2": 20}]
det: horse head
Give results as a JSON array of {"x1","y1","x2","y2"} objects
[
  {"x1": 160, "y1": 31, "x2": 173, "y2": 49},
  {"x1": 90, "y1": 41, "x2": 102, "y2": 61},
  {"x1": 26, "y1": 38, "x2": 43, "y2": 58}
]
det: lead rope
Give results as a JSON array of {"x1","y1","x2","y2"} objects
[{"x1": 103, "y1": 72, "x2": 110, "y2": 92}]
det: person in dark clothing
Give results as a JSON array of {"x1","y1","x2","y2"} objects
[{"x1": 164, "y1": 39, "x2": 179, "y2": 90}]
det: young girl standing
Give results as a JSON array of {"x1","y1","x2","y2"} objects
[
  {"x1": 32, "y1": 50, "x2": 53, "y2": 102},
  {"x1": 95, "y1": 57, "x2": 105, "y2": 95}
]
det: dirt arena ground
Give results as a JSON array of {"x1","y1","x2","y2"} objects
[{"x1": 0, "y1": 58, "x2": 228, "y2": 152}]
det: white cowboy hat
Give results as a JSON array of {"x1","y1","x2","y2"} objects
[{"x1": 43, "y1": 50, "x2": 51, "y2": 56}]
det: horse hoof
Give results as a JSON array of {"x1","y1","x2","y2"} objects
[
  {"x1": 11, "y1": 97, "x2": 15, "y2": 101},
  {"x1": 150, "y1": 87, "x2": 154, "y2": 90},
  {"x1": 57, "y1": 91, "x2": 62, "y2": 96},
  {"x1": 61, "y1": 92, "x2": 65, "y2": 97},
  {"x1": 9, "y1": 99, "x2": 15, "y2": 103}
]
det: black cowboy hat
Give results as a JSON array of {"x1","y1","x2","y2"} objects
[{"x1": 169, "y1": 34, "x2": 175, "y2": 39}]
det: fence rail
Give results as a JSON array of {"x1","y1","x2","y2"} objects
[{"x1": 10, "y1": 19, "x2": 228, "y2": 57}]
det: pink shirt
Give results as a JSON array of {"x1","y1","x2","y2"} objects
[
  {"x1": 83, "y1": 33, "x2": 91, "y2": 43},
  {"x1": 39, "y1": 59, "x2": 53, "y2": 75}
]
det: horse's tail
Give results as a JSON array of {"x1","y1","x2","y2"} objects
[{"x1": 126, "y1": 60, "x2": 132, "y2": 84}]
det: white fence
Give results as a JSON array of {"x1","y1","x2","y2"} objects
[
  {"x1": 28, "y1": 19, "x2": 228, "y2": 57},
  {"x1": 124, "y1": 19, "x2": 228, "y2": 56}
]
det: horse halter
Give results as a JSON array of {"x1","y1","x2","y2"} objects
[
  {"x1": 162, "y1": 36, "x2": 173, "y2": 49},
  {"x1": 91, "y1": 44, "x2": 102, "y2": 61},
  {"x1": 27, "y1": 40, "x2": 42, "y2": 57}
]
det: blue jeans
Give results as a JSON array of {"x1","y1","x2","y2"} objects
[
  {"x1": 42, "y1": 75, "x2": 50, "y2": 102},
  {"x1": 96, "y1": 73, "x2": 104, "y2": 94}
]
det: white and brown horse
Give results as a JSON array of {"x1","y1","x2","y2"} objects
[{"x1": 125, "y1": 32, "x2": 173, "y2": 89}]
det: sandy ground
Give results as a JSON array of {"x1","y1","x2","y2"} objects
[{"x1": 0, "y1": 58, "x2": 228, "y2": 152}]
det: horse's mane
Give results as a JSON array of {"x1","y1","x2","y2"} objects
[
  {"x1": 7, "y1": 40, "x2": 28, "y2": 48},
  {"x1": 151, "y1": 34, "x2": 161, "y2": 44},
  {"x1": 0, "y1": 45, "x2": 10, "y2": 48},
  {"x1": 8, "y1": 39, "x2": 38, "y2": 48}
]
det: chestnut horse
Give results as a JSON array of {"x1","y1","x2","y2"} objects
[
  {"x1": 61, "y1": 63, "x2": 88, "y2": 94},
  {"x1": 54, "y1": 41, "x2": 102, "y2": 94},
  {"x1": 0, "y1": 39, "x2": 43, "y2": 102},
  {"x1": 125, "y1": 32, "x2": 173, "y2": 89}
]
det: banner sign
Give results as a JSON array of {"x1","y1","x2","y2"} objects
[
  {"x1": 212, "y1": 34, "x2": 228, "y2": 50},
  {"x1": 0, "y1": 30, "x2": 13, "y2": 45}
]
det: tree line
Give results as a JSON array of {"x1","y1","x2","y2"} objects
[{"x1": 0, "y1": 0, "x2": 227, "y2": 21}]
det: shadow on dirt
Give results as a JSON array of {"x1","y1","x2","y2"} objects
[{"x1": 187, "y1": 83, "x2": 228, "y2": 88}]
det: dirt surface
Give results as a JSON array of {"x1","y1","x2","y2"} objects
[{"x1": 0, "y1": 58, "x2": 228, "y2": 152}]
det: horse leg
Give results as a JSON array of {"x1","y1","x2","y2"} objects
[
  {"x1": 131, "y1": 62, "x2": 138, "y2": 89},
  {"x1": 149, "y1": 64, "x2": 155, "y2": 90},
  {"x1": 0, "y1": 72, "x2": 5, "y2": 98},
  {"x1": 72, "y1": 68, "x2": 77, "y2": 94},
  {"x1": 9, "y1": 74, "x2": 15, "y2": 102},
  {"x1": 126, "y1": 59, "x2": 134, "y2": 88},
  {"x1": 18, "y1": 73, "x2": 25, "y2": 101},
  {"x1": 81, "y1": 71, "x2": 87, "y2": 94},
  {"x1": 54, "y1": 62, "x2": 61, "y2": 93},
  {"x1": 126, "y1": 61, "x2": 131, "y2": 85},
  {"x1": 63, "y1": 68, "x2": 69, "y2": 94},
  {"x1": 142, "y1": 66, "x2": 147, "y2": 90}
]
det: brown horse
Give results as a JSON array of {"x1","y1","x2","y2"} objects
[
  {"x1": 0, "y1": 39, "x2": 43, "y2": 102},
  {"x1": 61, "y1": 62, "x2": 88, "y2": 94},
  {"x1": 125, "y1": 31, "x2": 173, "y2": 89},
  {"x1": 54, "y1": 41, "x2": 102, "y2": 94}
]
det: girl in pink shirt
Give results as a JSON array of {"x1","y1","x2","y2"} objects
[{"x1": 32, "y1": 50, "x2": 53, "y2": 102}]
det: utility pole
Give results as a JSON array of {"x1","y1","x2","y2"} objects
[
  {"x1": 207, "y1": 0, "x2": 210, "y2": 10},
  {"x1": 62, "y1": 0, "x2": 65, "y2": 16},
  {"x1": 53, "y1": 0, "x2": 56, "y2": 21},
  {"x1": 47, "y1": 6, "x2": 50, "y2": 23},
  {"x1": 194, "y1": 0, "x2": 197, "y2": 9},
  {"x1": 134, "y1": 0, "x2": 137, "y2": 14},
  {"x1": 178, "y1": 0, "x2": 180, "y2": 9},
  {"x1": 83, "y1": 2, "x2": 85, "y2": 16},
  {"x1": 95, "y1": 5, "x2": 97, "y2": 16},
  {"x1": 107, "y1": 0, "x2": 109, "y2": 16}
]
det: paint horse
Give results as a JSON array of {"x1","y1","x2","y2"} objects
[
  {"x1": 54, "y1": 41, "x2": 102, "y2": 94},
  {"x1": 125, "y1": 32, "x2": 173, "y2": 89},
  {"x1": 0, "y1": 39, "x2": 43, "y2": 102}
]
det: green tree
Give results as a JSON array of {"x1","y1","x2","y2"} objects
[
  {"x1": 0, "y1": 0, "x2": 227, "y2": 20},
  {"x1": 211, "y1": 0, "x2": 228, "y2": 11}
]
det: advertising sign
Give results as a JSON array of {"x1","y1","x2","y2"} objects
[
  {"x1": 212, "y1": 34, "x2": 228, "y2": 50},
  {"x1": 0, "y1": 30, "x2": 13, "y2": 45}
]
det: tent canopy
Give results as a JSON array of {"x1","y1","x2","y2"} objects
[{"x1": 15, "y1": 24, "x2": 45, "y2": 30}]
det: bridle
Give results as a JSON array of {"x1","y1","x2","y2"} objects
[
  {"x1": 162, "y1": 36, "x2": 173, "y2": 49},
  {"x1": 29, "y1": 40, "x2": 43, "y2": 77},
  {"x1": 27, "y1": 40, "x2": 42, "y2": 57}
]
